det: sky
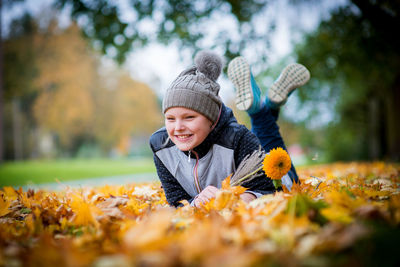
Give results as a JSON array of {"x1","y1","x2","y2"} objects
[{"x1": 2, "y1": 0, "x2": 348, "y2": 126}]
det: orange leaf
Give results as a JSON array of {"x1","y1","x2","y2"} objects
[
  {"x1": 230, "y1": 186, "x2": 248, "y2": 196},
  {"x1": 214, "y1": 190, "x2": 235, "y2": 210},
  {"x1": 0, "y1": 196, "x2": 11, "y2": 217},
  {"x1": 2, "y1": 186, "x2": 18, "y2": 200},
  {"x1": 70, "y1": 195, "x2": 102, "y2": 227},
  {"x1": 222, "y1": 174, "x2": 232, "y2": 190}
]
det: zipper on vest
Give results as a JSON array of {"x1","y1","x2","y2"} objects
[{"x1": 192, "y1": 150, "x2": 202, "y2": 194}]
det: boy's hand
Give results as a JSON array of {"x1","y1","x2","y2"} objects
[
  {"x1": 194, "y1": 185, "x2": 219, "y2": 207},
  {"x1": 240, "y1": 192, "x2": 256, "y2": 203}
]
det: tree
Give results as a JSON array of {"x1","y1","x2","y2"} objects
[
  {"x1": 32, "y1": 21, "x2": 98, "y2": 149},
  {"x1": 3, "y1": 13, "x2": 39, "y2": 159},
  {"x1": 54, "y1": 0, "x2": 271, "y2": 63},
  {"x1": 0, "y1": 0, "x2": 3, "y2": 162},
  {"x1": 92, "y1": 69, "x2": 162, "y2": 153},
  {"x1": 295, "y1": 0, "x2": 400, "y2": 161},
  {"x1": 4, "y1": 13, "x2": 162, "y2": 159}
]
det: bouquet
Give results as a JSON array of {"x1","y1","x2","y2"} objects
[{"x1": 230, "y1": 147, "x2": 292, "y2": 190}]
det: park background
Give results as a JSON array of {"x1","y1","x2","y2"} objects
[{"x1": 1, "y1": 0, "x2": 399, "y2": 187}]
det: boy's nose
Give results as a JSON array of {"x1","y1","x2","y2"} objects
[{"x1": 175, "y1": 120, "x2": 185, "y2": 130}]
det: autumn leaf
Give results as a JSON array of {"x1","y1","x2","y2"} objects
[
  {"x1": 214, "y1": 190, "x2": 236, "y2": 210},
  {"x1": 132, "y1": 185, "x2": 158, "y2": 198},
  {"x1": 0, "y1": 196, "x2": 11, "y2": 217},
  {"x1": 229, "y1": 186, "x2": 248, "y2": 196},
  {"x1": 221, "y1": 174, "x2": 232, "y2": 190},
  {"x1": 320, "y1": 206, "x2": 353, "y2": 224},
  {"x1": 69, "y1": 195, "x2": 102, "y2": 227},
  {"x1": 96, "y1": 196, "x2": 128, "y2": 219},
  {"x1": 2, "y1": 186, "x2": 18, "y2": 200},
  {"x1": 123, "y1": 208, "x2": 175, "y2": 249}
]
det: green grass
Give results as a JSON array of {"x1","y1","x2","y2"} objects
[{"x1": 0, "y1": 158, "x2": 156, "y2": 187}]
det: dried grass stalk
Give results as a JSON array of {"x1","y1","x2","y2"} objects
[{"x1": 230, "y1": 147, "x2": 265, "y2": 186}]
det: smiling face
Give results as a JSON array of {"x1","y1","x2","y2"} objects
[{"x1": 165, "y1": 107, "x2": 213, "y2": 151}]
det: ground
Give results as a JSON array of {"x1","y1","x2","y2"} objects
[{"x1": 0, "y1": 162, "x2": 399, "y2": 266}]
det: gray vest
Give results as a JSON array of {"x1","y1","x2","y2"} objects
[{"x1": 156, "y1": 144, "x2": 235, "y2": 197}]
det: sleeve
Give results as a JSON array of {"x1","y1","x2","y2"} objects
[
  {"x1": 153, "y1": 154, "x2": 194, "y2": 207},
  {"x1": 233, "y1": 128, "x2": 276, "y2": 195}
]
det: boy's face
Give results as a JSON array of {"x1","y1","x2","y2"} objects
[{"x1": 165, "y1": 107, "x2": 213, "y2": 151}]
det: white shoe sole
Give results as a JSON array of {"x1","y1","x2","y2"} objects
[
  {"x1": 227, "y1": 56, "x2": 253, "y2": 111},
  {"x1": 268, "y1": 63, "x2": 310, "y2": 105}
]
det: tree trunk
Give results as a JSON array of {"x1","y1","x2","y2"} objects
[
  {"x1": 368, "y1": 97, "x2": 381, "y2": 160},
  {"x1": 0, "y1": 0, "x2": 4, "y2": 163},
  {"x1": 12, "y1": 98, "x2": 23, "y2": 160},
  {"x1": 385, "y1": 76, "x2": 400, "y2": 161}
]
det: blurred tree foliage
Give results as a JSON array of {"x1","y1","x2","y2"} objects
[
  {"x1": 295, "y1": 0, "x2": 400, "y2": 161},
  {"x1": 32, "y1": 21, "x2": 99, "y2": 148},
  {"x1": 1, "y1": 0, "x2": 274, "y2": 161},
  {"x1": 3, "y1": 0, "x2": 398, "y2": 163},
  {"x1": 54, "y1": 0, "x2": 271, "y2": 63},
  {"x1": 3, "y1": 14, "x2": 162, "y2": 159},
  {"x1": 4, "y1": 14, "x2": 39, "y2": 160}
]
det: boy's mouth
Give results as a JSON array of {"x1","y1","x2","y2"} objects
[{"x1": 175, "y1": 134, "x2": 193, "y2": 140}]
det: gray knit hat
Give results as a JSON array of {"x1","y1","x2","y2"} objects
[{"x1": 162, "y1": 51, "x2": 223, "y2": 123}]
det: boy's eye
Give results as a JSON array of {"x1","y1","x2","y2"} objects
[
  {"x1": 186, "y1": 115, "x2": 195, "y2": 119},
  {"x1": 166, "y1": 117, "x2": 175, "y2": 121}
]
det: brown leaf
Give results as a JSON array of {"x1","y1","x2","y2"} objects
[
  {"x1": 353, "y1": 205, "x2": 390, "y2": 222},
  {"x1": 315, "y1": 222, "x2": 369, "y2": 252}
]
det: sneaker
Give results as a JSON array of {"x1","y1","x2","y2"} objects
[
  {"x1": 267, "y1": 63, "x2": 310, "y2": 107},
  {"x1": 227, "y1": 56, "x2": 261, "y2": 114}
]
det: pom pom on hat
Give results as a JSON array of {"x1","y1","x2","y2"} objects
[{"x1": 195, "y1": 51, "x2": 223, "y2": 82}]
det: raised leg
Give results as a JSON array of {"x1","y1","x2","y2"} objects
[
  {"x1": 249, "y1": 105, "x2": 299, "y2": 182},
  {"x1": 228, "y1": 57, "x2": 311, "y2": 183}
]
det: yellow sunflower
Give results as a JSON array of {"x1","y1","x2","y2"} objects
[{"x1": 262, "y1": 147, "x2": 291, "y2": 180}]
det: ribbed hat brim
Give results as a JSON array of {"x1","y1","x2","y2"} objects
[{"x1": 163, "y1": 89, "x2": 221, "y2": 123}]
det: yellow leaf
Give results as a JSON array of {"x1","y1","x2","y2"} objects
[
  {"x1": 221, "y1": 174, "x2": 232, "y2": 190},
  {"x1": 0, "y1": 196, "x2": 11, "y2": 217},
  {"x1": 324, "y1": 190, "x2": 366, "y2": 210},
  {"x1": 125, "y1": 198, "x2": 149, "y2": 215},
  {"x1": 25, "y1": 214, "x2": 35, "y2": 234},
  {"x1": 364, "y1": 189, "x2": 391, "y2": 199},
  {"x1": 230, "y1": 185, "x2": 248, "y2": 196},
  {"x1": 321, "y1": 206, "x2": 353, "y2": 224},
  {"x1": 70, "y1": 195, "x2": 102, "y2": 227},
  {"x1": 200, "y1": 198, "x2": 216, "y2": 212},
  {"x1": 214, "y1": 190, "x2": 235, "y2": 210},
  {"x1": 123, "y1": 208, "x2": 174, "y2": 249},
  {"x1": 2, "y1": 186, "x2": 18, "y2": 200}
]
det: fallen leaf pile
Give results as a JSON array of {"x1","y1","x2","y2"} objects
[{"x1": 1, "y1": 162, "x2": 399, "y2": 266}]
